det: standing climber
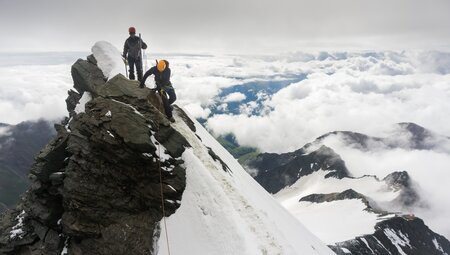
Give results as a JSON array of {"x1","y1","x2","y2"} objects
[
  {"x1": 140, "y1": 60, "x2": 176, "y2": 122},
  {"x1": 123, "y1": 27, "x2": 147, "y2": 81}
]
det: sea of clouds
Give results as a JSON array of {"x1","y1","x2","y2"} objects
[
  {"x1": 0, "y1": 52, "x2": 83, "y2": 124},
  {"x1": 202, "y1": 51, "x2": 450, "y2": 153}
]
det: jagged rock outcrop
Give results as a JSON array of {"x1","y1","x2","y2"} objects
[
  {"x1": 384, "y1": 171, "x2": 420, "y2": 207},
  {"x1": 330, "y1": 217, "x2": 450, "y2": 255},
  {"x1": 249, "y1": 145, "x2": 350, "y2": 193},
  {"x1": 0, "y1": 54, "x2": 188, "y2": 255},
  {"x1": 71, "y1": 56, "x2": 106, "y2": 96},
  {"x1": 300, "y1": 189, "x2": 366, "y2": 203},
  {"x1": 65, "y1": 90, "x2": 82, "y2": 117},
  {"x1": 298, "y1": 189, "x2": 384, "y2": 213}
]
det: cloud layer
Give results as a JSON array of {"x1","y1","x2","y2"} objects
[
  {"x1": 205, "y1": 51, "x2": 450, "y2": 153},
  {"x1": 0, "y1": 64, "x2": 73, "y2": 124}
]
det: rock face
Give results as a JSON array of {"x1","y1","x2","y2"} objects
[
  {"x1": 299, "y1": 189, "x2": 371, "y2": 208},
  {"x1": 384, "y1": 171, "x2": 420, "y2": 207},
  {"x1": 249, "y1": 145, "x2": 350, "y2": 194},
  {"x1": 0, "y1": 55, "x2": 188, "y2": 254},
  {"x1": 330, "y1": 217, "x2": 450, "y2": 255}
]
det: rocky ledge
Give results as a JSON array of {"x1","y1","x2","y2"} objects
[{"x1": 0, "y1": 54, "x2": 189, "y2": 255}]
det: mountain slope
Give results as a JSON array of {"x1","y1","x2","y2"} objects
[
  {"x1": 246, "y1": 125, "x2": 450, "y2": 254},
  {"x1": 0, "y1": 120, "x2": 55, "y2": 211},
  {"x1": 0, "y1": 41, "x2": 334, "y2": 255}
]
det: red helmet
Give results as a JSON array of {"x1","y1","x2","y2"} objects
[{"x1": 128, "y1": 27, "x2": 136, "y2": 34}]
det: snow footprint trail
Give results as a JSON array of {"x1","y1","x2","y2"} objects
[
  {"x1": 171, "y1": 111, "x2": 283, "y2": 255},
  {"x1": 155, "y1": 108, "x2": 334, "y2": 255}
]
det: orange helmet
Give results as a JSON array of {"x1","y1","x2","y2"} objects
[
  {"x1": 157, "y1": 60, "x2": 167, "y2": 72},
  {"x1": 128, "y1": 27, "x2": 136, "y2": 34}
]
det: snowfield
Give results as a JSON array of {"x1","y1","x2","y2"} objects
[
  {"x1": 154, "y1": 109, "x2": 335, "y2": 255},
  {"x1": 274, "y1": 170, "x2": 401, "y2": 244}
]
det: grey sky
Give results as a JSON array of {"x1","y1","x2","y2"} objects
[{"x1": 1, "y1": 0, "x2": 450, "y2": 53}]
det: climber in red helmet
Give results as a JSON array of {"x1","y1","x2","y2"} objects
[{"x1": 123, "y1": 27, "x2": 147, "y2": 81}]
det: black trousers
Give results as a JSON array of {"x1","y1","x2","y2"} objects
[
  {"x1": 128, "y1": 57, "x2": 143, "y2": 81},
  {"x1": 161, "y1": 88, "x2": 177, "y2": 118}
]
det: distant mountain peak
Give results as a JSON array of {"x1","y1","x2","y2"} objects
[{"x1": 249, "y1": 144, "x2": 350, "y2": 193}]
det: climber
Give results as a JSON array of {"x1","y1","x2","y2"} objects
[
  {"x1": 140, "y1": 60, "x2": 177, "y2": 122},
  {"x1": 123, "y1": 27, "x2": 147, "y2": 81}
]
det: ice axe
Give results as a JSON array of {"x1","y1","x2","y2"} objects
[{"x1": 122, "y1": 56, "x2": 129, "y2": 78}]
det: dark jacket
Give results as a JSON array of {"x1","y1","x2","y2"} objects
[
  {"x1": 142, "y1": 60, "x2": 172, "y2": 90},
  {"x1": 123, "y1": 36, "x2": 147, "y2": 59}
]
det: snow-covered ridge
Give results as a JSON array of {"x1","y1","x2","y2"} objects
[{"x1": 155, "y1": 108, "x2": 334, "y2": 255}]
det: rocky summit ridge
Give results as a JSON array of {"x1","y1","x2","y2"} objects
[{"x1": 0, "y1": 53, "x2": 189, "y2": 255}]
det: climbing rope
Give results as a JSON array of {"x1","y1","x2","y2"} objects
[{"x1": 156, "y1": 121, "x2": 172, "y2": 255}]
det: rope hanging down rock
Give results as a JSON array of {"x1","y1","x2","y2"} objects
[{"x1": 156, "y1": 123, "x2": 172, "y2": 255}]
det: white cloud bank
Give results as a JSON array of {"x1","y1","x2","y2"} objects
[
  {"x1": 0, "y1": 64, "x2": 73, "y2": 124},
  {"x1": 223, "y1": 92, "x2": 246, "y2": 103},
  {"x1": 206, "y1": 51, "x2": 450, "y2": 153}
]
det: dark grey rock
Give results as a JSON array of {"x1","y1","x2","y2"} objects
[
  {"x1": 71, "y1": 58, "x2": 105, "y2": 95},
  {"x1": 249, "y1": 145, "x2": 350, "y2": 193},
  {"x1": 299, "y1": 189, "x2": 387, "y2": 214},
  {"x1": 300, "y1": 189, "x2": 365, "y2": 203},
  {"x1": 174, "y1": 106, "x2": 196, "y2": 132},
  {"x1": 207, "y1": 147, "x2": 231, "y2": 173},
  {"x1": 330, "y1": 217, "x2": 450, "y2": 255},
  {"x1": 30, "y1": 134, "x2": 69, "y2": 182},
  {"x1": 86, "y1": 54, "x2": 97, "y2": 65},
  {"x1": 383, "y1": 171, "x2": 420, "y2": 207},
  {"x1": 65, "y1": 89, "x2": 82, "y2": 117}
]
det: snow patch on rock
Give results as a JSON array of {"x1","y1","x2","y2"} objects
[
  {"x1": 9, "y1": 210, "x2": 25, "y2": 239},
  {"x1": 384, "y1": 228, "x2": 411, "y2": 255},
  {"x1": 74, "y1": 92, "x2": 92, "y2": 114}
]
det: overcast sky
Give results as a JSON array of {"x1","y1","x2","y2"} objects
[{"x1": 1, "y1": 0, "x2": 450, "y2": 54}]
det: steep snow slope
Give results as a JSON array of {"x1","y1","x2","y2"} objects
[{"x1": 155, "y1": 109, "x2": 334, "y2": 255}]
